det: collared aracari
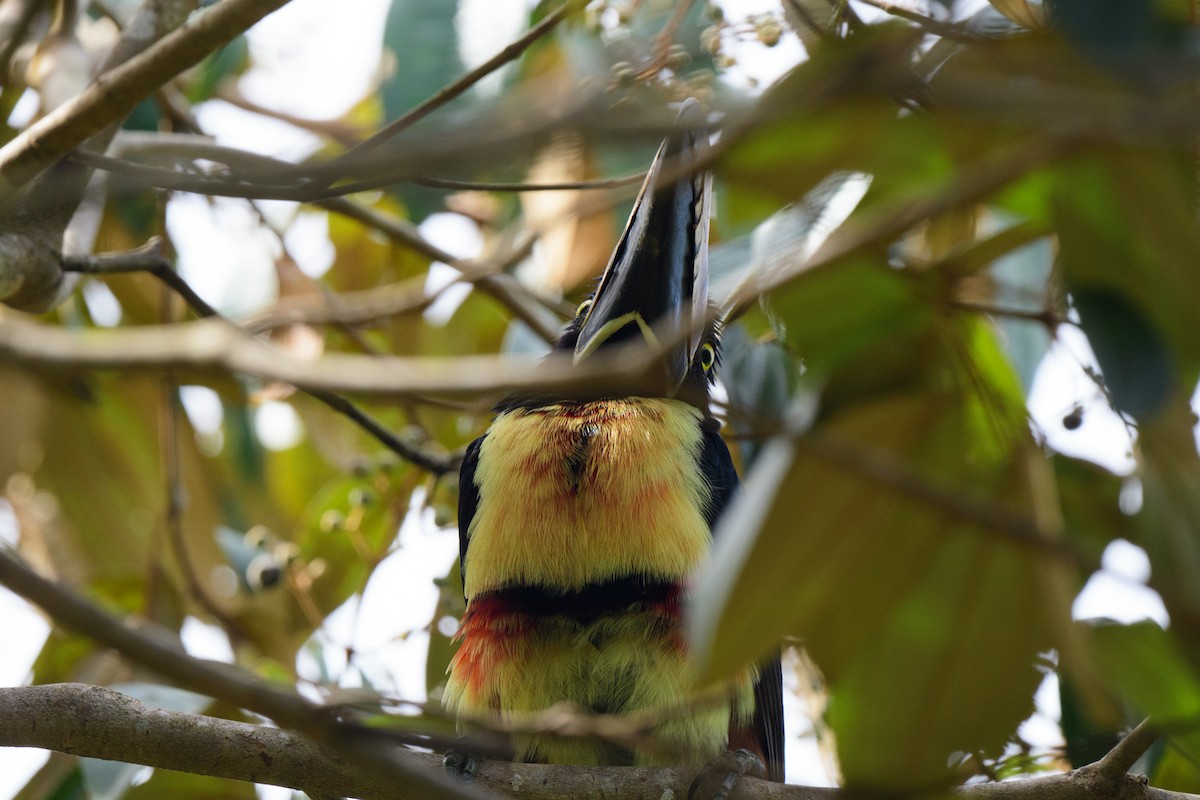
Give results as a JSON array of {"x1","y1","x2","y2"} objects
[{"x1": 445, "y1": 100, "x2": 784, "y2": 782}]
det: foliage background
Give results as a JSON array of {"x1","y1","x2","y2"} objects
[{"x1": 1, "y1": 0, "x2": 1199, "y2": 798}]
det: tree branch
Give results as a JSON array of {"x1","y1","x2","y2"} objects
[
  {"x1": 1, "y1": 684, "x2": 1196, "y2": 800},
  {"x1": 725, "y1": 135, "x2": 1077, "y2": 319},
  {"x1": 0, "y1": 0, "x2": 293, "y2": 200},
  {"x1": 324, "y1": 0, "x2": 584, "y2": 178},
  {"x1": 61, "y1": 240, "x2": 462, "y2": 474},
  {"x1": 0, "y1": 315, "x2": 661, "y2": 400},
  {"x1": 1095, "y1": 719, "x2": 1160, "y2": 784},
  {"x1": 0, "y1": 548, "x2": 493, "y2": 800}
]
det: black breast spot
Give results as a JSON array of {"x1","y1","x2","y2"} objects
[{"x1": 565, "y1": 423, "x2": 600, "y2": 492}]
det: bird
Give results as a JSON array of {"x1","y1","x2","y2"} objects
[{"x1": 444, "y1": 99, "x2": 784, "y2": 785}]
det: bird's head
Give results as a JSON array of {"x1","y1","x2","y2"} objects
[{"x1": 556, "y1": 99, "x2": 717, "y2": 400}]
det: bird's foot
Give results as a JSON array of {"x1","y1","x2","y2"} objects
[
  {"x1": 442, "y1": 743, "x2": 481, "y2": 781},
  {"x1": 687, "y1": 748, "x2": 767, "y2": 800}
]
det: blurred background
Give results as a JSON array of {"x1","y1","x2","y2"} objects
[{"x1": 1, "y1": 0, "x2": 1196, "y2": 798}]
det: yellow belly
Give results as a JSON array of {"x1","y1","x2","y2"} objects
[{"x1": 462, "y1": 398, "x2": 713, "y2": 598}]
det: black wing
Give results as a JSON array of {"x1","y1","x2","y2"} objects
[
  {"x1": 457, "y1": 435, "x2": 485, "y2": 592},
  {"x1": 700, "y1": 426, "x2": 786, "y2": 783}
]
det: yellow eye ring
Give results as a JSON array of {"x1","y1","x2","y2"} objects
[
  {"x1": 575, "y1": 298, "x2": 593, "y2": 318},
  {"x1": 699, "y1": 343, "x2": 716, "y2": 372}
]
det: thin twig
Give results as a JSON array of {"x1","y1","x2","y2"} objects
[
  {"x1": 783, "y1": 0, "x2": 833, "y2": 44},
  {"x1": 303, "y1": 388, "x2": 460, "y2": 474},
  {"x1": 69, "y1": 154, "x2": 566, "y2": 343},
  {"x1": 325, "y1": 0, "x2": 583, "y2": 176},
  {"x1": 61, "y1": 240, "x2": 462, "y2": 474},
  {"x1": 949, "y1": 301, "x2": 1061, "y2": 328},
  {"x1": 415, "y1": 173, "x2": 647, "y2": 192},
  {"x1": 317, "y1": 198, "x2": 562, "y2": 343},
  {"x1": 631, "y1": 0, "x2": 697, "y2": 81},
  {"x1": 70, "y1": 150, "x2": 311, "y2": 201},
  {"x1": 214, "y1": 85, "x2": 369, "y2": 148},
  {"x1": 108, "y1": 132, "x2": 647, "y2": 193},
  {"x1": 726, "y1": 135, "x2": 1077, "y2": 318},
  {"x1": 62, "y1": 237, "x2": 215, "y2": 312},
  {"x1": 854, "y1": 0, "x2": 985, "y2": 41},
  {"x1": 315, "y1": 197, "x2": 459, "y2": 264},
  {"x1": 157, "y1": 249, "x2": 248, "y2": 638}
]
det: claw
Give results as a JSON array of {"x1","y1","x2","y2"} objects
[
  {"x1": 442, "y1": 746, "x2": 481, "y2": 781},
  {"x1": 688, "y1": 748, "x2": 767, "y2": 800}
]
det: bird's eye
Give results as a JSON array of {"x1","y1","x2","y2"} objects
[
  {"x1": 699, "y1": 343, "x2": 716, "y2": 372},
  {"x1": 575, "y1": 298, "x2": 593, "y2": 318}
]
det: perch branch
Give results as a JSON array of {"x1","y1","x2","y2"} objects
[
  {"x1": 1, "y1": 684, "x2": 1197, "y2": 800},
  {"x1": 0, "y1": 549, "x2": 492, "y2": 800}
]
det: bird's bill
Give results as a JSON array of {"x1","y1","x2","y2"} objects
[{"x1": 573, "y1": 100, "x2": 711, "y2": 389}]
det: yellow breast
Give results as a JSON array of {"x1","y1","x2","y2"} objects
[{"x1": 464, "y1": 398, "x2": 712, "y2": 597}]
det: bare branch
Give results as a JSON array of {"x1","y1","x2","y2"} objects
[
  {"x1": 0, "y1": 548, "x2": 493, "y2": 800},
  {"x1": 0, "y1": 684, "x2": 399, "y2": 800},
  {"x1": 1095, "y1": 719, "x2": 1160, "y2": 784},
  {"x1": 2, "y1": 685, "x2": 1197, "y2": 800},
  {"x1": 160, "y1": 358, "x2": 248, "y2": 637},
  {"x1": 0, "y1": 315, "x2": 678, "y2": 402},
  {"x1": 61, "y1": 241, "x2": 463, "y2": 474},
  {"x1": 0, "y1": 0, "x2": 294, "y2": 200},
  {"x1": 71, "y1": 149, "x2": 311, "y2": 200}
]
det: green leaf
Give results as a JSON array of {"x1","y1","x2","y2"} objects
[
  {"x1": 1149, "y1": 745, "x2": 1200, "y2": 793},
  {"x1": 1054, "y1": 152, "x2": 1200, "y2": 404},
  {"x1": 1134, "y1": 403, "x2": 1200, "y2": 661},
  {"x1": 381, "y1": 0, "x2": 465, "y2": 222},
  {"x1": 182, "y1": 37, "x2": 250, "y2": 103},
  {"x1": 382, "y1": 0, "x2": 465, "y2": 122},
  {"x1": 1059, "y1": 673, "x2": 1124, "y2": 768},
  {"x1": 770, "y1": 261, "x2": 923, "y2": 372},
  {"x1": 721, "y1": 326, "x2": 799, "y2": 468},
  {"x1": 691, "y1": 319, "x2": 1072, "y2": 789},
  {"x1": 425, "y1": 557, "x2": 465, "y2": 697},
  {"x1": 986, "y1": 225, "x2": 1055, "y2": 395},
  {"x1": 1085, "y1": 620, "x2": 1200, "y2": 762},
  {"x1": 296, "y1": 467, "x2": 405, "y2": 619},
  {"x1": 124, "y1": 768, "x2": 256, "y2": 800},
  {"x1": 1054, "y1": 455, "x2": 1126, "y2": 559},
  {"x1": 41, "y1": 768, "x2": 86, "y2": 800},
  {"x1": 988, "y1": 0, "x2": 1046, "y2": 29},
  {"x1": 1071, "y1": 289, "x2": 1173, "y2": 418},
  {"x1": 80, "y1": 757, "x2": 144, "y2": 800}
]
